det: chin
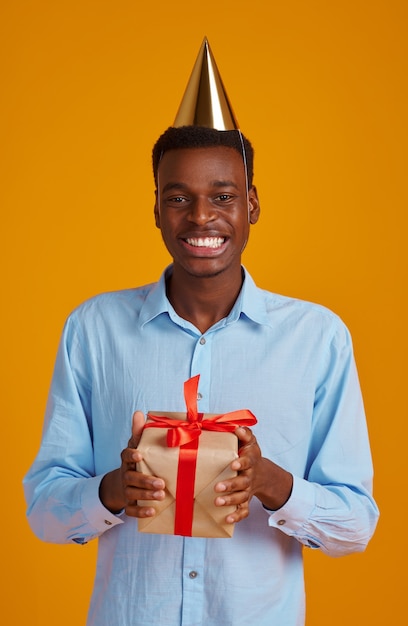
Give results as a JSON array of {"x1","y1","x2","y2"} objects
[
  {"x1": 189, "y1": 268, "x2": 226, "y2": 279},
  {"x1": 180, "y1": 260, "x2": 231, "y2": 280},
  {"x1": 173, "y1": 254, "x2": 241, "y2": 280}
]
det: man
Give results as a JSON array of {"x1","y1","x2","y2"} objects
[{"x1": 24, "y1": 41, "x2": 378, "y2": 626}]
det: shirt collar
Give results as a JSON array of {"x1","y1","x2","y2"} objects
[
  {"x1": 139, "y1": 264, "x2": 272, "y2": 329},
  {"x1": 233, "y1": 267, "x2": 272, "y2": 327},
  {"x1": 139, "y1": 265, "x2": 173, "y2": 327}
]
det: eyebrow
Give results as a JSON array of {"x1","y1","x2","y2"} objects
[{"x1": 162, "y1": 180, "x2": 239, "y2": 193}]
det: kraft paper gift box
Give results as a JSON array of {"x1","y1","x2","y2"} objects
[{"x1": 137, "y1": 375, "x2": 257, "y2": 538}]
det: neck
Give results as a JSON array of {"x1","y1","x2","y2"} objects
[{"x1": 166, "y1": 265, "x2": 244, "y2": 334}]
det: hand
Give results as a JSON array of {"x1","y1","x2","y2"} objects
[
  {"x1": 214, "y1": 427, "x2": 293, "y2": 524},
  {"x1": 99, "y1": 411, "x2": 166, "y2": 517}
]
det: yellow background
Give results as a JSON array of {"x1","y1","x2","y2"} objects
[{"x1": 1, "y1": 0, "x2": 406, "y2": 623}]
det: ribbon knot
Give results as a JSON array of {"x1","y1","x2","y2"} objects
[{"x1": 146, "y1": 374, "x2": 257, "y2": 447}]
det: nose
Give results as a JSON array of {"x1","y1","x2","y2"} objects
[{"x1": 187, "y1": 197, "x2": 217, "y2": 225}]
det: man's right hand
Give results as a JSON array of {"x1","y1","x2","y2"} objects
[{"x1": 99, "y1": 411, "x2": 166, "y2": 517}]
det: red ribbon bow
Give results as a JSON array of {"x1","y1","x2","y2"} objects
[
  {"x1": 145, "y1": 375, "x2": 257, "y2": 537},
  {"x1": 146, "y1": 374, "x2": 257, "y2": 446}
]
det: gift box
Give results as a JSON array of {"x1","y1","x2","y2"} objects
[{"x1": 136, "y1": 375, "x2": 257, "y2": 538}]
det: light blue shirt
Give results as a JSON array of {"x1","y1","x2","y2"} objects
[{"x1": 24, "y1": 266, "x2": 379, "y2": 626}]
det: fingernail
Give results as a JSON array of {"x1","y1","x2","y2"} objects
[{"x1": 145, "y1": 508, "x2": 155, "y2": 517}]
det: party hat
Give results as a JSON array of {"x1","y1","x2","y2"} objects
[{"x1": 173, "y1": 37, "x2": 239, "y2": 130}]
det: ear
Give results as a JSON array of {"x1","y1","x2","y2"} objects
[
  {"x1": 154, "y1": 189, "x2": 160, "y2": 228},
  {"x1": 248, "y1": 186, "x2": 260, "y2": 224}
]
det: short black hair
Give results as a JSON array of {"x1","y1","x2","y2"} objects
[{"x1": 152, "y1": 126, "x2": 254, "y2": 188}]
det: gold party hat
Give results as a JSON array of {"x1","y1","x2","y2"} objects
[{"x1": 174, "y1": 37, "x2": 239, "y2": 130}]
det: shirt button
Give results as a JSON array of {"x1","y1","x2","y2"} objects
[
  {"x1": 199, "y1": 337, "x2": 206, "y2": 345},
  {"x1": 189, "y1": 571, "x2": 198, "y2": 579},
  {"x1": 197, "y1": 392, "x2": 203, "y2": 400},
  {"x1": 277, "y1": 519, "x2": 286, "y2": 526},
  {"x1": 104, "y1": 519, "x2": 113, "y2": 526}
]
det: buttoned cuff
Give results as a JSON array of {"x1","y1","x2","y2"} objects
[
  {"x1": 265, "y1": 476, "x2": 321, "y2": 548},
  {"x1": 73, "y1": 475, "x2": 124, "y2": 543}
]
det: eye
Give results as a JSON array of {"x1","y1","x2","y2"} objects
[
  {"x1": 167, "y1": 196, "x2": 186, "y2": 203},
  {"x1": 216, "y1": 194, "x2": 233, "y2": 202}
]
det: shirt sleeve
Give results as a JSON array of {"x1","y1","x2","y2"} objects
[
  {"x1": 23, "y1": 314, "x2": 124, "y2": 544},
  {"x1": 266, "y1": 318, "x2": 379, "y2": 556}
]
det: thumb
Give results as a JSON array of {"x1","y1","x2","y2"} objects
[
  {"x1": 235, "y1": 426, "x2": 256, "y2": 453},
  {"x1": 128, "y1": 410, "x2": 145, "y2": 448}
]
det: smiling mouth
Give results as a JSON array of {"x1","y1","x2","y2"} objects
[{"x1": 185, "y1": 237, "x2": 225, "y2": 249}]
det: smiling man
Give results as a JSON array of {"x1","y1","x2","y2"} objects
[
  {"x1": 24, "y1": 40, "x2": 379, "y2": 626},
  {"x1": 153, "y1": 129, "x2": 260, "y2": 332}
]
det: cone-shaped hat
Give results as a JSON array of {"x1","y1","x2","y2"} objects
[{"x1": 174, "y1": 38, "x2": 239, "y2": 130}]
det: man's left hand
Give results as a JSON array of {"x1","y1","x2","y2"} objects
[{"x1": 214, "y1": 427, "x2": 293, "y2": 524}]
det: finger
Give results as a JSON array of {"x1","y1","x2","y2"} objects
[
  {"x1": 123, "y1": 482, "x2": 166, "y2": 504},
  {"x1": 121, "y1": 447, "x2": 143, "y2": 466},
  {"x1": 214, "y1": 489, "x2": 250, "y2": 508},
  {"x1": 235, "y1": 427, "x2": 261, "y2": 462},
  {"x1": 214, "y1": 473, "x2": 251, "y2": 496},
  {"x1": 128, "y1": 411, "x2": 145, "y2": 448},
  {"x1": 124, "y1": 502, "x2": 157, "y2": 518},
  {"x1": 122, "y1": 468, "x2": 165, "y2": 493},
  {"x1": 235, "y1": 426, "x2": 253, "y2": 446},
  {"x1": 225, "y1": 502, "x2": 250, "y2": 524}
]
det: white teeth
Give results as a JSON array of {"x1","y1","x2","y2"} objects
[{"x1": 186, "y1": 237, "x2": 225, "y2": 249}]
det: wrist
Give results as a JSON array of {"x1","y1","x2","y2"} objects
[
  {"x1": 255, "y1": 458, "x2": 293, "y2": 511},
  {"x1": 99, "y1": 469, "x2": 126, "y2": 514}
]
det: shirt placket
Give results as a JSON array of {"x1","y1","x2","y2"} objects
[{"x1": 180, "y1": 330, "x2": 213, "y2": 625}]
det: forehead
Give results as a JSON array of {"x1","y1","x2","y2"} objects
[{"x1": 157, "y1": 146, "x2": 245, "y2": 187}]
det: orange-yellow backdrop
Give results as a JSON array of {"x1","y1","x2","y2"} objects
[{"x1": 2, "y1": 0, "x2": 406, "y2": 624}]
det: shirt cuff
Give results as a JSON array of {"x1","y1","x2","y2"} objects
[
  {"x1": 80, "y1": 475, "x2": 125, "y2": 535},
  {"x1": 265, "y1": 476, "x2": 321, "y2": 548}
]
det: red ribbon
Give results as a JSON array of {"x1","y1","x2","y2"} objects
[{"x1": 145, "y1": 375, "x2": 257, "y2": 536}]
